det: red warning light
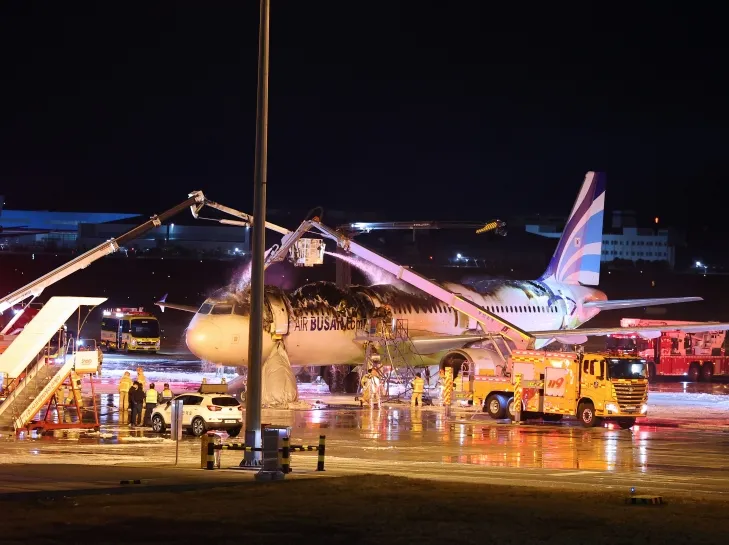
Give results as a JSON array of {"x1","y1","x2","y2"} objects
[{"x1": 654, "y1": 217, "x2": 659, "y2": 224}]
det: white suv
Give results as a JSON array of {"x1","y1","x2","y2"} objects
[{"x1": 151, "y1": 393, "x2": 243, "y2": 437}]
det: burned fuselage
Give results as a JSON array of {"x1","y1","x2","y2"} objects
[{"x1": 184, "y1": 278, "x2": 579, "y2": 367}]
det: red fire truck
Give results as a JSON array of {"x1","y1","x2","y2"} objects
[{"x1": 605, "y1": 318, "x2": 728, "y2": 382}]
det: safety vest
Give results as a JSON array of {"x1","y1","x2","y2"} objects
[
  {"x1": 145, "y1": 389, "x2": 158, "y2": 404},
  {"x1": 162, "y1": 388, "x2": 173, "y2": 400}
]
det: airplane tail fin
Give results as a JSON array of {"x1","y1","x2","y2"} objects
[
  {"x1": 540, "y1": 171, "x2": 606, "y2": 286},
  {"x1": 158, "y1": 294, "x2": 168, "y2": 313}
]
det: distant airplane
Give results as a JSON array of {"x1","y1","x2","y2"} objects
[{"x1": 158, "y1": 172, "x2": 719, "y2": 394}]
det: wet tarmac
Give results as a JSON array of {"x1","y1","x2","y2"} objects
[
  {"x1": 0, "y1": 402, "x2": 728, "y2": 497},
  {"x1": 1, "y1": 353, "x2": 728, "y2": 497}
]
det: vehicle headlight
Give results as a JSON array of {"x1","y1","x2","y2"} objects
[
  {"x1": 605, "y1": 403, "x2": 618, "y2": 413},
  {"x1": 641, "y1": 404, "x2": 648, "y2": 414},
  {"x1": 131, "y1": 339, "x2": 137, "y2": 346}
]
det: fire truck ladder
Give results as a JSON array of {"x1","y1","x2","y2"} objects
[{"x1": 0, "y1": 297, "x2": 105, "y2": 433}]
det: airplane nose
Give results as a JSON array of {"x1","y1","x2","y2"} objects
[{"x1": 186, "y1": 319, "x2": 224, "y2": 361}]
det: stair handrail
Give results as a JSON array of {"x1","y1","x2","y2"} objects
[
  {"x1": 1, "y1": 334, "x2": 76, "y2": 426},
  {"x1": 14, "y1": 356, "x2": 77, "y2": 430},
  {"x1": 0, "y1": 347, "x2": 49, "y2": 426}
]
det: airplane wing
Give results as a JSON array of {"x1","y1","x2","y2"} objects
[
  {"x1": 531, "y1": 321, "x2": 729, "y2": 343},
  {"x1": 354, "y1": 331, "x2": 487, "y2": 354},
  {"x1": 155, "y1": 294, "x2": 198, "y2": 314},
  {"x1": 583, "y1": 297, "x2": 702, "y2": 311},
  {"x1": 407, "y1": 334, "x2": 488, "y2": 354}
]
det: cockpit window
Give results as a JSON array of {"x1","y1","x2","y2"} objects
[
  {"x1": 211, "y1": 304, "x2": 234, "y2": 315},
  {"x1": 198, "y1": 303, "x2": 213, "y2": 315}
]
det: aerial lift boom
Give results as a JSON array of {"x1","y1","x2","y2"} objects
[
  {"x1": 341, "y1": 220, "x2": 507, "y2": 237},
  {"x1": 0, "y1": 194, "x2": 206, "y2": 328}
]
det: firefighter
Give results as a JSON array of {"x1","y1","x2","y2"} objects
[
  {"x1": 369, "y1": 366, "x2": 382, "y2": 407},
  {"x1": 411, "y1": 372, "x2": 424, "y2": 407},
  {"x1": 160, "y1": 383, "x2": 173, "y2": 403},
  {"x1": 56, "y1": 382, "x2": 71, "y2": 412},
  {"x1": 144, "y1": 383, "x2": 158, "y2": 426},
  {"x1": 359, "y1": 370, "x2": 372, "y2": 407},
  {"x1": 136, "y1": 367, "x2": 147, "y2": 390},
  {"x1": 62, "y1": 383, "x2": 73, "y2": 405},
  {"x1": 96, "y1": 346, "x2": 104, "y2": 377},
  {"x1": 59, "y1": 383, "x2": 73, "y2": 423},
  {"x1": 118, "y1": 371, "x2": 132, "y2": 415},
  {"x1": 70, "y1": 371, "x2": 83, "y2": 407}
]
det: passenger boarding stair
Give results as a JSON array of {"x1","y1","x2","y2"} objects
[
  {"x1": 0, "y1": 296, "x2": 105, "y2": 432},
  {"x1": 0, "y1": 359, "x2": 68, "y2": 431}
]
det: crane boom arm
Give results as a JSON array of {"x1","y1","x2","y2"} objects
[
  {"x1": 190, "y1": 194, "x2": 291, "y2": 236},
  {"x1": 309, "y1": 221, "x2": 533, "y2": 349},
  {"x1": 341, "y1": 220, "x2": 506, "y2": 236},
  {"x1": 0, "y1": 193, "x2": 205, "y2": 313}
]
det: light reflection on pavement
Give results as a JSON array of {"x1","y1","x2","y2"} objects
[
  {"x1": 1, "y1": 402, "x2": 728, "y2": 474},
  {"x1": 1, "y1": 354, "x2": 728, "y2": 497}
]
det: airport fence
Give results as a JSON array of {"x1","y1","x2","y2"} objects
[{"x1": 202, "y1": 433, "x2": 326, "y2": 473}]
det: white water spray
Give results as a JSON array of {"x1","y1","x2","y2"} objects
[
  {"x1": 235, "y1": 261, "x2": 252, "y2": 292},
  {"x1": 324, "y1": 251, "x2": 396, "y2": 285}
]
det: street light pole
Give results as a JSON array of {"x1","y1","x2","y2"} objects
[{"x1": 244, "y1": 0, "x2": 270, "y2": 461}]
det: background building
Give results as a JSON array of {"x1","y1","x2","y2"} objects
[
  {"x1": 525, "y1": 210, "x2": 679, "y2": 269},
  {"x1": 0, "y1": 206, "x2": 251, "y2": 257},
  {"x1": 0, "y1": 206, "x2": 138, "y2": 250},
  {"x1": 77, "y1": 219, "x2": 250, "y2": 257}
]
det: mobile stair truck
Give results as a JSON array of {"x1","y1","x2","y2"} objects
[{"x1": 471, "y1": 350, "x2": 650, "y2": 429}]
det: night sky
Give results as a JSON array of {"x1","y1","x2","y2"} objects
[{"x1": 1, "y1": 3, "x2": 727, "y2": 231}]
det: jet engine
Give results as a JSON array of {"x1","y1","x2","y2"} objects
[{"x1": 439, "y1": 347, "x2": 506, "y2": 378}]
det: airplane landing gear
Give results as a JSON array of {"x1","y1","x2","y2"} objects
[{"x1": 322, "y1": 365, "x2": 353, "y2": 393}]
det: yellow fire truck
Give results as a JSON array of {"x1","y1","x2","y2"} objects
[
  {"x1": 100, "y1": 307, "x2": 160, "y2": 353},
  {"x1": 470, "y1": 350, "x2": 649, "y2": 428}
]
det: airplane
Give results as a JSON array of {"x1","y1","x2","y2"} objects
[{"x1": 157, "y1": 172, "x2": 720, "y2": 395}]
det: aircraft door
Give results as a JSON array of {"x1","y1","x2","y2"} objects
[
  {"x1": 456, "y1": 293, "x2": 478, "y2": 330},
  {"x1": 579, "y1": 358, "x2": 604, "y2": 407},
  {"x1": 265, "y1": 292, "x2": 289, "y2": 336}
]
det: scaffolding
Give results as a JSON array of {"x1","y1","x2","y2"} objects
[{"x1": 355, "y1": 313, "x2": 427, "y2": 403}]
